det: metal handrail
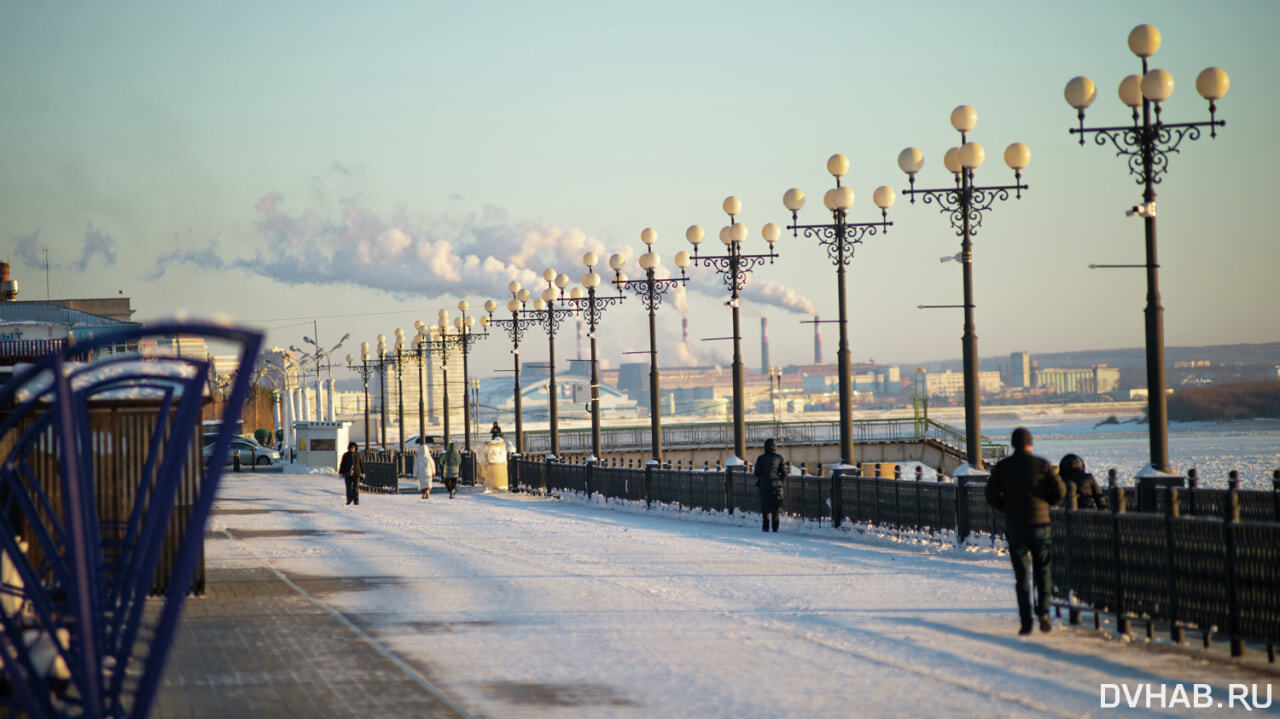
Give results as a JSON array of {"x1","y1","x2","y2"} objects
[{"x1": 520, "y1": 417, "x2": 1006, "y2": 462}]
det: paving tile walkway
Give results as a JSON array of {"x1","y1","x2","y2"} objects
[{"x1": 152, "y1": 538, "x2": 472, "y2": 718}]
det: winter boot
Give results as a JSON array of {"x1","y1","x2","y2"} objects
[
  {"x1": 762, "y1": 516, "x2": 769, "y2": 532},
  {"x1": 771, "y1": 514, "x2": 779, "y2": 532}
]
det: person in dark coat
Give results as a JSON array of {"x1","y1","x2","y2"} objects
[
  {"x1": 1058, "y1": 453, "x2": 1106, "y2": 510},
  {"x1": 441, "y1": 442, "x2": 462, "y2": 499},
  {"x1": 985, "y1": 428, "x2": 1066, "y2": 635},
  {"x1": 338, "y1": 442, "x2": 363, "y2": 506},
  {"x1": 753, "y1": 438, "x2": 787, "y2": 532}
]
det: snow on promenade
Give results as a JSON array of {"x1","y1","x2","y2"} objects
[{"x1": 206, "y1": 472, "x2": 1274, "y2": 718}]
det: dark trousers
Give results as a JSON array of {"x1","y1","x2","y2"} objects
[
  {"x1": 344, "y1": 475, "x2": 360, "y2": 504},
  {"x1": 759, "y1": 495, "x2": 780, "y2": 532},
  {"x1": 1006, "y1": 523, "x2": 1052, "y2": 625}
]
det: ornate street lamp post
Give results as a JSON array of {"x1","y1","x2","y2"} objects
[
  {"x1": 452, "y1": 300, "x2": 490, "y2": 456},
  {"x1": 427, "y1": 317, "x2": 454, "y2": 446},
  {"x1": 610, "y1": 230, "x2": 690, "y2": 465},
  {"x1": 559, "y1": 252, "x2": 626, "y2": 462},
  {"x1": 1064, "y1": 23, "x2": 1228, "y2": 474},
  {"x1": 526, "y1": 269, "x2": 578, "y2": 458},
  {"x1": 487, "y1": 284, "x2": 540, "y2": 455},
  {"x1": 686, "y1": 196, "x2": 780, "y2": 465},
  {"x1": 898, "y1": 106, "x2": 1030, "y2": 470},
  {"x1": 782, "y1": 154, "x2": 895, "y2": 469},
  {"x1": 375, "y1": 334, "x2": 390, "y2": 447},
  {"x1": 345, "y1": 341, "x2": 375, "y2": 449},
  {"x1": 410, "y1": 321, "x2": 432, "y2": 446},
  {"x1": 393, "y1": 329, "x2": 408, "y2": 460}
]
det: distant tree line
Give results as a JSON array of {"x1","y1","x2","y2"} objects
[{"x1": 1167, "y1": 381, "x2": 1280, "y2": 421}]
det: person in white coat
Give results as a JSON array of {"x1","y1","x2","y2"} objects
[{"x1": 414, "y1": 446, "x2": 436, "y2": 499}]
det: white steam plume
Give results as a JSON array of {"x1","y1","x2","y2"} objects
[
  {"x1": 147, "y1": 193, "x2": 625, "y2": 302},
  {"x1": 739, "y1": 279, "x2": 817, "y2": 315}
]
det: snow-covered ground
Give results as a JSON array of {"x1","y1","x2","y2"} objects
[{"x1": 206, "y1": 472, "x2": 1276, "y2": 717}]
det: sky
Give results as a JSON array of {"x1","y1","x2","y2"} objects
[{"x1": 1, "y1": 0, "x2": 1276, "y2": 381}]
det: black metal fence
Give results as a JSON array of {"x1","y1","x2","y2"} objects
[
  {"x1": 358, "y1": 450, "x2": 400, "y2": 493},
  {"x1": 1052, "y1": 489, "x2": 1280, "y2": 658},
  {"x1": 360, "y1": 449, "x2": 478, "y2": 493},
  {"x1": 511, "y1": 456, "x2": 1280, "y2": 658}
]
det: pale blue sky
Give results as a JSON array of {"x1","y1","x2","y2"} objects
[{"x1": 1, "y1": 1, "x2": 1276, "y2": 378}]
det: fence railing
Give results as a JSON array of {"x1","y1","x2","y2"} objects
[
  {"x1": 510, "y1": 456, "x2": 1280, "y2": 659},
  {"x1": 517, "y1": 417, "x2": 1007, "y2": 463},
  {"x1": 359, "y1": 449, "x2": 477, "y2": 492}
]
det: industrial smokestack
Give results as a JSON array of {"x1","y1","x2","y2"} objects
[
  {"x1": 760, "y1": 317, "x2": 769, "y2": 375},
  {"x1": 682, "y1": 317, "x2": 689, "y2": 345},
  {"x1": 576, "y1": 319, "x2": 585, "y2": 359},
  {"x1": 0, "y1": 261, "x2": 17, "y2": 301},
  {"x1": 813, "y1": 315, "x2": 821, "y2": 363}
]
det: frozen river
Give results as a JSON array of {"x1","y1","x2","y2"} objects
[
  {"x1": 204, "y1": 472, "x2": 1274, "y2": 717},
  {"x1": 980, "y1": 418, "x2": 1280, "y2": 490}
]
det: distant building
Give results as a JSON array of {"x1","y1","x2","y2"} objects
[
  {"x1": 0, "y1": 263, "x2": 140, "y2": 365},
  {"x1": 1008, "y1": 351, "x2": 1031, "y2": 388},
  {"x1": 0, "y1": 301, "x2": 141, "y2": 361},
  {"x1": 1034, "y1": 365, "x2": 1120, "y2": 395},
  {"x1": 924, "y1": 369, "x2": 1002, "y2": 398}
]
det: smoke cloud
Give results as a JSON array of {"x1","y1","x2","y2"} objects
[
  {"x1": 674, "y1": 263, "x2": 816, "y2": 317},
  {"x1": 145, "y1": 235, "x2": 229, "y2": 280},
  {"x1": 71, "y1": 223, "x2": 118, "y2": 271},
  {"x1": 6, "y1": 224, "x2": 118, "y2": 273},
  {"x1": 11, "y1": 230, "x2": 42, "y2": 268},
  {"x1": 739, "y1": 279, "x2": 817, "y2": 315},
  {"x1": 139, "y1": 187, "x2": 820, "y2": 319},
  {"x1": 147, "y1": 193, "x2": 619, "y2": 302}
]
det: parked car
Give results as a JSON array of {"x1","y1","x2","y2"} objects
[
  {"x1": 203, "y1": 437, "x2": 280, "y2": 467},
  {"x1": 400, "y1": 435, "x2": 444, "y2": 452}
]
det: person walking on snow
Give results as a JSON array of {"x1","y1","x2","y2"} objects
[
  {"x1": 753, "y1": 438, "x2": 787, "y2": 532},
  {"x1": 985, "y1": 428, "x2": 1066, "y2": 635},
  {"x1": 414, "y1": 443, "x2": 436, "y2": 499},
  {"x1": 442, "y1": 441, "x2": 461, "y2": 499},
  {"x1": 338, "y1": 442, "x2": 364, "y2": 506}
]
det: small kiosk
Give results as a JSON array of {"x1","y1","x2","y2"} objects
[{"x1": 294, "y1": 421, "x2": 350, "y2": 470}]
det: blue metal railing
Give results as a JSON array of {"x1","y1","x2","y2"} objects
[{"x1": 0, "y1": 323, "x2": 262, "y2": 719}]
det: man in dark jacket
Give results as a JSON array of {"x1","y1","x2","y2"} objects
[
  {"x1": 1058, "y1": 453, "x2": 1107, "y2": 510},
  {"x1": 338, "y1": 442, "x2": 363, "y2": 506},
  {"x1": 753, "y1": 439, "x2": 787, "y2": 532},
  {"x1": 985, "y1": 428, "x2": 1066, "y2": 635}
]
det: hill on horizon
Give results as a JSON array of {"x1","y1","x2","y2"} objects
[{"x1": 903, "y1": 341, "x2": 1280, "y2": 373}]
